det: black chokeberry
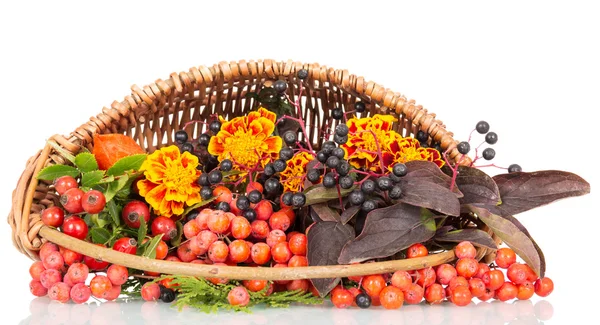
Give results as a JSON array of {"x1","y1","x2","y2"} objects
[
  {"x1": 334, "y1": 134, "x2": 348, "y2": 145},
  {"x1": 200, "y1": 186, "x2": 213, "y2": 200},
  {"x1": 208, "y1": 170, "x2": 223, "y2": 184},
  {"x1": 321, "y1": 141, "x2": 336, "y2": 155},
  {"x1": 160, "y1": 288, "x2": 176, "y2": 303},
  {"x1": 264, "y1": 163, "x2": 275, "y2": 177},
  {"x1": 307, "y1": 169, "x2": 321, "y2": 183},
  {"x1": 392, "y1": 163, "x2": 408, "y2": 177},
  {"x1": 283, "y1": 131, "x2": 297, "y2": 145},
  {"x1": 416, "y1": 130, "x2": 429, "y2": 143},
  {"x1": 292, "y1": 192, "x2": 306, "y2": 207},
  {"x1": 326, "y1": 156, "x2": 340, "y2": 169},
  {"x1": 349, "y1": 190, "x2": 365, "y2": 206},
  {"x1": 457, "y1": 141, "x2": 471, "y2": 154},
  {"x1": 389, "y1": 173, "x2": 402, "y2": 183},
  {"x1": 331, "y1": 108, "x2": 343, "y2": 120},
  {"x1": 361, "y1": 200, "x2": 377, "y2": 212},
  {"x1": 354, "y1": 101, "x2": 366, "y2": 113},
  {"x1": 243, "y1": 209, "x2": 257, "y2": 222},
  {"x1": 198, "y1": 133, "x2": 211, "y2": 147},
  {"x1": 388, "y1": 185, "x2": 402, "y2": 199},
  {"x1": 297, "y1": 69, "x2": 308, "y2": 79},
  {"x1": 485, "y1": 132, "x2": 498, "y2": 144},
  {"x1": 273, "y1": 159, "x2": 287, "y2": 173},
  {"x1": 322, "y1": 173, "x2": 337, "y2": 188},
  {"x1": 198, "y1": 173, "x2": 210, "y2": 186},
  {"x1": 508, "y1": 164, "x2": 522, "y2": 173},
  {"x1": 355, "y1": 293, "x2": 372, "y2": 309},
  {"x1": 174, "y1": 130, "x2": 188, "y2": 144},
  {"x1": 476, "y1": 121, "x2": 490, "y2": 134},
  {"x1": 247, "y1": 190, "x2": 262, "y2": 204},
  {"x1": 220, "y1": 159, "x2": 233, "y2": 172},
  {"x1": 376, "y1": 177, "x2": 393, "y2": 191},
  {"x1": 236, "y1": 195, "x2": 251, "y2": 210},
  {"x1": 336, "y1": 161, "x2": 350, "y2": 176},
  {"x1": 281, "y1": 192, "x2": 294, "y2": 206},
  {"x1": 185, "y1": 210, "x2": 199, "y2": 223},
  {"x1": 339, "y1": 176, "x2": 354, "y2": 189},
  {"x1": 273, "y1": 80, "x2": 287, "y2": 93},
  {"x1": 335, "y1": 124, "x2": 349, "y2": 137},
  {"x1": 361, "y1": 179, "x2": 376, "y2": 194},
  {"x1": 332, "y1": 147, "x2": 345, "y2": 160},
  {"x1": 181, "y1": 142, "x2": 194, "y2": 153},
  {"x1": 316, "y1": 151, "x2": 328, "y2": 163},
  {"x1": 216, "y1": 201, "x2": 230, "y2": 212},
  {"x1": 482, "y1": 148, "x2": 496, "y2": 160},
  {"x1": 279, "y1": 147, "x2": 294, "y2": 161},
  {"x1": 209, "y1": 120, "x2": 222, "y2": 134},
  {"x1": 264, "y1": 178, "x2": 281, "y2": 194}
]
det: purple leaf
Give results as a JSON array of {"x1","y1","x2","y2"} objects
[
  {"x1": 450, "y1": 166, "x2": 501, "y2": 206},
  {"x1": 493, "y1": 170, "x2": 590, "y2": 215},
  {"x1": 338, "y1": 203, "x2": 436, "y2": 264},
  {"x1": 406, "y1": 161, "x2": 463, "y2": 197},
  {"x1": 307, "y1": 222, "x2": 355, "y2": 297},
  {"x1": 310, "y1": 203, "x2": 340, "y2": 222},
  {"x1": 397, "y1": 179, "x2": 461, "y2": 216},
  {"x1": 340, "y1": 205, "x2": 360, "y2": 225}
]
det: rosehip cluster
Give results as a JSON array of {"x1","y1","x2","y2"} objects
[{"x1": 329, "y1": 241, "x2": 553, "y2": 310}]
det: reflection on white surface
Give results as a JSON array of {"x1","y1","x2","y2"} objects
[{"x1": 21, "y1": 297, "x2": 553, "y2": 325}]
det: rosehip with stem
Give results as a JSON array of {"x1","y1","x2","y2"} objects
[
  {"x1": 122, "y1": 200, "x2": 151, "y2": 229},
  {"x1": 60, "y1": 188, "x2": 85, "y2": 214},
  {"x1": 82, "y1": 190, "x2": 106, "y2": 214},
  {"x1": 54, "y1": 175, "x2": 78, "y2": 195},
  {"x1": 113, "y1": 237, "x2": 137, "y2": 255},
  {"x1": 152, "y1": 216, "x2": 178, "y2": 241}
]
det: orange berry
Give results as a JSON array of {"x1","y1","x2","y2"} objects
[
  {"x1": 534, "y1": 277, "x2": 554, "y2": 297},
  {"x1": 416, "y1": 267, "x2": 436, "y2": 288},
  {"x1": 507, "y1": 263, "x2": 529, "y2": 284},
  {"x1": 195, "y1": 209, "x2": 212, "y2": 230},
  {"x1": 207, "y1": 212, "x2": 230, "y2": 234},
  {"x1": 482, "y1": 270, "x2": 505, "y2": 290},
  {"x1": 254, "y1": 200, "x2": 274, "y2": 221},
  {"x1": 406, "y1": 243, "x2": 428, "y2": 258},
  {"x1": 213, "y1": 186, "x2": 233, "y2": 204},
  {"x1": 286, "y1": 231, "x2": 300, "y2": 241},
  {"x1": 183, "y1": 220, "x2": 202, "y2": 239},
  {"x1": 155, "y1": 240, "x2": 169, "y2": 260},
  {"x1": 243, "y1": 279, "x2": 268, "y2": 292},
  {"x1": 474, "y1": 263, "x2": 490, "y2": 279},
  {"x1": 361, "y1": 275, "x2": 386, "y2": 298},
  {"x1": 379, "y1": 286, "x2": 404, "y2": 309},
  {"x1": 90, "y1": 275, "x2": 112, "y2": 298},
  {"x1": 227, "y1": 286, "x2": 250, "y2": 306},
  {"x1": 331, "y1": 287, "x2": 354, "y2": 309},
  {"x1": 404, "y1": 283, "x2": 425, "y2": 304},
  {"x1": 286, "y1": 279, "x2": 309, "y2": 293},
  {"x1": 436, "y1": 263, "x2": 458, "y2": 285},
  {"x1": 269, "y1": 211, "x2": 291, "y2": 232},
  {"x1": 159, "y1": 277, "x2": 180, "y2": 290},
  {"x1": 450, "y1": 285, "x2": 472, "y2": 306},
  {"x1": 455, "y1": 241, "x2": 477, "y2": 259},
  {"x1": 391, "y1": 270, "x2": 412, "y2": 291},
  {"x1": 517, "y1": 281, "x2": 535, "y2": 300},
  {"x1": 495, "y1": 247, "x2": 517, "y2": 268},
  {"x1": 266, "y1": 229, "x2": 287, "y2": 248},
  {"x1": 230, "y1": 217, "x2": 251, "y2": 239},
  {"x1": 288, "y1": 255, "x2": 308, "y2": 267},
  {"x1": 468, "y1": 278, "x2": 486, "y2": 298},
  {"x1": 208, "y1": 240, "x2": 229, "y2": 263},
  {"x1": 496, "y1": 282, "x2": 518, "y2": 301},
  {"x1": 246, "y1": 182, "x2": 264, "y2": 194},
  {"x1": 250, "y1": 220, "x2": 270, "y2": 239},
  {"x1": 479, "y1": 288, "x2": 495, "y2": 301},
  {"x1": 280, "y1": 207, "x2": 296, "y2": 224},
  {"x1": 288, "y1": 233, "x2": 307, "y2": 256},
  {"x1": 425, "y1": 283, "x2": 445, "y2": 304},
  {"x1": 250, "y1": 242, "x2": 272, "y2": 265},
  {"x1": 448, "y1": 276, "x2": 469, "y2": 289},
  {"x1": 228, "y1": 240, "x2": 251, "y2": 264},
  {"x1": 456, "y1": 258, "x2": 479, "y2": 278},
  {"x1": 524, "y1": 264, "x2": 539, "y2": 282},
  {"x1": 271, "y1": 242, "x2": 293, "y2": 264}
]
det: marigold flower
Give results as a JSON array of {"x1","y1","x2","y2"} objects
[
  {"x1": 208, "y1": 107, "x2": 282, "y2": 176},
  {"x1": 280, "y1": 151, "x2": 313, "y2": 192},
  {"x1": 383, "y1": 137, "x2": 445, "y2": 169},
  {"x1": 137, "y1": 145, "x2": 201, "y2": 217}
]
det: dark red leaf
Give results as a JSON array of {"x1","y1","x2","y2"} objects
[
  {"x1": 493, "y1": 170, "x2": 590, "y2": 215},
  {"x1": 447, "y1": 166, "x2": 501, "y2": 206},
  {"x1": 434, "y1": 228, "x2": 498, "y2": 250},
  {"x1": 406, "y1": 161, "x2": 463, "y2": 197},
  {"x1": 307, "y1": 222, "x2": 355, "y2": 297},
  {"x1": 340, "y1": 205, "x2": 360, "y2": 225},
  {"x1": 338, "y1": 203, "x2": 437, "y2": 264},
  {"x1": 396, "y1": 179, "x2": 461, "y2": 216},
  {"x1": 310, "y1": 203, "x2": 341, "y2": 222}
]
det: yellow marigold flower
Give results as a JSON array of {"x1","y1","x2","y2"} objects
[
  {"x1": 137, "y1": 145, "x2": 201, "y2": 217},
  {"x1": 280, "y1": 151, "x2": 313, "y2": 192},
  {"x1": 208, "y1": 107, "x2": 283, "y2": 176},
  {"x1": 384, "y1": 137, "x2": 445, "y2": 168}
]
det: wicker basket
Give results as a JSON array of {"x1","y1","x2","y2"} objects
[{"x1": 8, "y1": 59, "x2": 490, "y2": 281}]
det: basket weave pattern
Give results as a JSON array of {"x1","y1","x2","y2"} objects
[{"x1": 8, "y1": 59, "x2": 472, "y2": 280}]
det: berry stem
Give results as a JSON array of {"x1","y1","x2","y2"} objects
[
  {"x1": 278, "y1": 115, "x2": 315, "y2": 153},
  {"x1": 472, "y1": 164, "x2": 508, "y2": 170},
  {"x1": 361, "y1": 130, "x2": 386, "y2": 173},
  {"x1": 183, "y1": 120, "x2": 209, "y2": 130}
]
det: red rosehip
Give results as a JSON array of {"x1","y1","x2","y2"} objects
[
  {"x1": 54, "y1": 175, "x2": 78, "y2": 195},
  {"x1": 122, "y1": 200, "x2": 151, "y2": 229},
  {"x1": 62, "y1": 216, "x2": 89, "y2": 240},
  {"x1": 113, "y1": 237, "x2": 137, "y2": 255},
  {"x1": 151, "y1": 216, "x2": 177, "y2": 241},
  {"x1": 60, "y1": 188, "x2": 85, "y2": 214},
  {"x1": 41, "y1": 206, "x2": 65, "y2": 227},
  {"x1": 81, "y1": 190, "x2": 106, "y2": 214}
]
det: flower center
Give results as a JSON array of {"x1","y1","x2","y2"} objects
[
  {"x1": 223, "y1": 130, "x2": 264, "y2": 167},
  {"x1": 163, "y1": 162, "x2": 195, "y2": 190}
]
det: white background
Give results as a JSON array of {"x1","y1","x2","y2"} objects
[{"x1": 1, "y1": 1, "x2": 597, "y2": 324}]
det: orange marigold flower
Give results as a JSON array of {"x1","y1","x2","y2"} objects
[
  {"x1": 208, "y1": 107, "x2": 282, "y2": 177},
  {"x1": 137, "y1": 145, "x2": 201, "y2": 218},
  {"x1": 279, "y1": 151, "x2": 313, "y2": 192},
  {"x1": 342, "y1": 114, "x2": 399, "y2": 172},
  {"x1": 384, "y1": 138, "x2": 445, "y2": 168}
]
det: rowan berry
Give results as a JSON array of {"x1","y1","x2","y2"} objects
[
  {"x1": 243, "y1": 279, "x2": 268, "y2": 292},
  {"x1": 90, "y1": 275, "x2": 112, "y2": 298},
  {"x1": 29, "y1": 261, "x2": 46, "y2": 281},
  {"x1": 390, "y1": 270, "x2": 412, "y2": 291},
  {"x1": 251, "y1": 220, "x2": 270, "y2": 239},
  {"x1": 474, "y1": 263, "x2": 490, "y2": 279},
  {"x1": 468, "y1": 278, "x2": 486, "y2": 298},
  {"x1": 269, "y1": 211, "x2": 291, "y2": 231},
  {"x1": 39, "y1": 242, "x2": 59, "y2": 261},
  {"x1": 404, "y1": 283, "x2": 425, "y2": 304},
  {"x1": 106, "y1": 264, "x2": 128, "y2": 286},
  {"x1": 40, "y1": 269, "x2": 62, "y2": 289},
  {"x1": 450, "y1": 285, "x2": 472, "y2": 306},
  {"x1": 286, "y1": 279, "x2": 309, "y2": 293},
  {"x1": 183, "y1": 220, "x2": 202, "y2": 239},
  {"x1": 102, "y1": 284, "x2": 122, "y2": 301},
  {"x1": 60, "y1": 247, "x2": 83, "y2": 266},
  {"x1": 436, "y1": 263, "x2": 457, "y2": 285},
  {"x1": 507, "y1": 263, "x2": 529, "y2": 284},
  {"x1": 43, "y1": 251, "x2": 64, "y2": 271},
  {"x1": 482, "y1": 269, "x2": 505, "y2": 290},
  {"x1": 207, "y1": 212, "x2": 230, "y2": 234},
  {"x1": 479, "y1": 288, "x2": 495, "y2": 301},
  {"x1": 425, "y1": 283, "x2": 445, "y2": 304},
  {"x1": 230, "y1": 217, "x2": 251, "y2": 239},
  {"x1": 455, "y1": 241, "x2": 477, "y2": 259},
  {"x1": 379, "y1": 286, "x2": 405, "y2": 309},
  {"x1": 229, "y1": 240, "x2": 251, "y2": 264},
  {"x1": 534, "y1": 278, "x2": 554, "y2": 297},
  {"x1": 66, "y1": 263, "x2": 89, "y2": 284},
  {"x1": 496, "y1": 282, "x2": 518, "y2": 301},
  {"x1": 70, "y1": 283, "x2": 91, "y2": 304},
  {"x1": 29, "y1": 280, "x2": 48, "y2": 297},
  {"x1": 288, "y1": 255, "x2": 308, "y2": 268},
  {"x1": 517, "y1": 281, "x2": 535, "y2": 300},
  {"x1": 288, "y1": 233, "x2": 307, "y2": 256},
  {"x1": 495, "y1": 248, "x2": 517, "y2": 268},
  {"x1": 213, "y1": 186, "x2": 233, "y2": 204},
  {"x1": 208, "y1": 241, "x2": 229, "y2": 263},
  {"x1": 456, "y1": 258, "x2": 479, "y2": 278},
  {"x1": 406, "y1": 243, "x2": 428, "y2": 258},
  {"x1": 361, "y1": 275, "x2": 387, "y2": 298},
  {"x1": 331, "y1": 287, "x2": 354, "y2": 309},
  {"x1": 195, "y1": 209, "x2": 212, "y2": 230},
  {"x1": 271, "y1": 242, "x2": 293, "y2": 264},
  {"x1": 254, "y1": 200, "x2": 274, "y2": 221},
  {"x1": 266, "y1": 229, "x2": 287, "y2": 248},
  {"x1": 251, "y1": 242, "x2": 272, "y2": 265},
  {"x1": 196, "y1": 230, "x2": 218, "y2": 253},
  {"x1": 49, "y1": 282, "x2": 71, "y2": 303}
]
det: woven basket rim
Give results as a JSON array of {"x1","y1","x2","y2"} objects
[{"x1": 8, "y1": 59, "x2": 487, "y2": 280}]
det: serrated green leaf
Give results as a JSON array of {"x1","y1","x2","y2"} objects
[
  {"x1": 107, "y1": 200, "x2": 121, "y2": 226},
  {"x1": 170, "y1": 221, "x2": 183, "y2": 247},
  {"x1": 142, "y1": 234, "x2": 164, "y2": 259},
  {"x1": 36, "y1": 165, "x2": 79, "y2": 181},
  {"x1": 97, "y1": 175, "x2": 116, "y2": 184},
  {"x1": 137, "y1": 215, "x2": 148, "y2": 244},
  {"x1": 90, "y1": 227, "x2": 111, "y2": 244},
  {"x1": 74, "y1": 152, "x2": 99, "y2": 172},
  {"x1": 104, "y1": 175, "x2": 129, "y2": 202},
  {"x1": 107, "y1": 154, "x2": 147, "y2": 176},
  {"x1": 90, "y1": 213, "x2": 108, "y2": 228},
  {"x1": 81, "y1": 170, "x2": 105, "y2": 187}
]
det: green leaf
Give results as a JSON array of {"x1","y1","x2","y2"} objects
[
  {"x1": 466, "y1": 204, "x2": 545, "y2": 277},
  {"x1": 107, "y1": 200, "x2": 121, "y2": 226},
  {"x1": 170, "y1": 221, "x2": 183, "y2": 247},
  {"x1": 90, "y1": 213, "x2": 108, "y2": 228},
  {"x1": 96, "y1": 175, "x2": 116, "y2": 184},
  {"x1": 142, "y1": 234, "x2": 164, "y2": 259},
  {"x1": 107, "y1": 154, "x2": 147, "y2": 176},
  {"x1": 81, "y1": 170, "x2": 105, "y2": 187},
  {"x1": 74, "y1": 152, "x2": 99, "y2": 172},
  {"x1": 183, "y1": 197, "x2": 217, "y2": 216},
  {"x1": 104, "y1": 175, "x2": 130, "y2": 202},
  {"x1": 90, "y1": 227, "x2": 111, "y2": 244},
  {"x1": 303, "y1": 185, "x2": 355, "y2": 206},
  {"x1": 36, "y1": 165, "x2": 79, "y2": 181},
  {"x1": 137, "y1": 215, "x2": 148, "y2": 244}
]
